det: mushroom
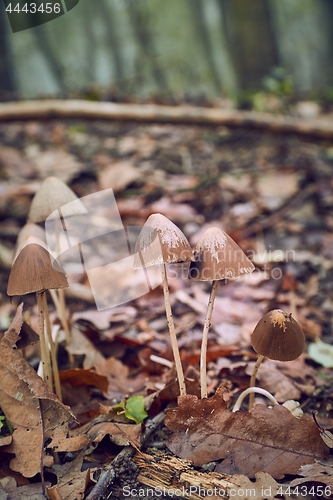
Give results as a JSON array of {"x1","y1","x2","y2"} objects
[
  {"x1": 7, "y1": 243, "x2": 68, "y2": 398},
  {"x1": 135, "y1": 213, "x2": 193, "y2": 396},
  {"x1": 189, "y1": 227, "x2": 255, "y2": 398},
  {"x1": 249, "y1": 309, "x2": 305, "y2": 410},
  {"x1": 28, "y1": 176, "x2": 85, "y2": 350},
  {"x1": 28, "y1": 176, "x2": 84, "y2": 224}
]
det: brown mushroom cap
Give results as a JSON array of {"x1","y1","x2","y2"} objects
[
  {"x1": 134, "y1": 213, "x2": 193, "y2": 267},
  {"x1": 7, "y1": 243, "x2": 68, "y2": 296},
  {"x1": 189, "y1": 227, "x2": 254, "y2": 281},
  {"x1": 251, "y1": 309, "x2": 305, "y2": 361},
  {"x1": 28, "y1": 176, "x2": 85, "y2": 223}
]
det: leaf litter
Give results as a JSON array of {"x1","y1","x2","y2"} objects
[{"x1": 0, "y1": 117, "x2": 333, "y2": 497}]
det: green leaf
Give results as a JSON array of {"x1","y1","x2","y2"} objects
[
  {"x1": 0, "y1": 416, "x2": 6, "y2": 433},
  {"x1": 124, "y1": 396, "x2": 148, "y2": 424},
  {"x1": 308, "y1": 339, "x2": 333, "y2": 368}
]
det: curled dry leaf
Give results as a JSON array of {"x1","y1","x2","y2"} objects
[
  {"x1": 165, "y1": 386, "x2": 329, "y2": 479},
  {"x1": 88, "y1": 421, "x2": 141, "y2": 448},
  {"x1": 46, "y1": 454, "x2": 89, "y2": 500},
  {"x1": 0, "y1": 305, "x2": 84, "y2": 478},
  {"x1": 290, "y1": 462, "x2": 333, "y2": 490}
]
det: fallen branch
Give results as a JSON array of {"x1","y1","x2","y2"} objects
[
  {"x1": 0, "y1": 100, "x2": 333, "y2": 139},
  {"x1": 85, "y1": 412, "x2": 166, "y2": 500}
]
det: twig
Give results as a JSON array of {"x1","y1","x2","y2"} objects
[
  {"x1": 1, "y1": 100, "x2": 333, "y2": 140},
  {"x1": 85, "y1": 412, "x2": 166, "y2": 500}
]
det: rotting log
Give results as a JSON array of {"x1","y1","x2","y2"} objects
[{"x1": 0, "y1": 100, "x2": 333, "y2": 140}]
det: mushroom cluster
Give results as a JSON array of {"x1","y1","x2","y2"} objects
[{"x1": 7, "y1": 177, "x2": 257, "y2": 403}]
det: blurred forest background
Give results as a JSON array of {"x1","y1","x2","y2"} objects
[{"x1": 1, "y1": 0, "x2": 333, "y2": 104}]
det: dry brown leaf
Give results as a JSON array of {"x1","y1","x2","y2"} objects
[
  {"x1": 59, "y1": 368, "x2": 109, "y2": 393},
  {"x1": 0, "y1": 305, "x2": 79, "y2": 477},
  {"x1": 94, "y1": 357, "x2": 147, "y2": 399},
  {"x1": 88, "y1": 421, "x2": 141, "y2": 448},
  {"x1": 290, "y1": 462, "x2": 333, "y2": 489},
  {"x1": 98, "y1": 161, "x2": 141, "y2": 192},
  {"x1": 47, "y1": 454, "x2": 89, "y2": 500},
  {"x1": 248, "y1": 359, "x2": 301, "y2": 402},
  {"x1": 0, "y1": 436, "x2": 12, "y2": 447},
  {"x1": 0, "y1": 476, "x2": 47, "y2": 499},
  {"x1": 165, "y1": 386, "x2": 329, "y2": 479},
  {"x1": 26, "y1": 148, "x2": 82, "y2": 183}
]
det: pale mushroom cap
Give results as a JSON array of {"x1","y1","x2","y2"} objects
[
  {"x1": 7, "y1": 243, "x2": 68, "y2": 296},
  {"x1": 251, "y1": 309, "x2": 305, "y2": 361},
  {"x1": 134, "y1": 213, "x2": 193, "y2": 267},
  {"x1": 189, "y1": 227, "x2": 254, "y2": 281},
  {"x1": 28, "y1": 176, "x2": 85, "y2": 223},
  {"x1": 16, "y1": 222, "x2": 46, "y2": 248}
]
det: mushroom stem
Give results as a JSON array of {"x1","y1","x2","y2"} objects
[
  {"x1": 49, "y1": 288, "x2": 74, "y2": 366},
  {"x1": 36, "y1": 291, "x2": 52, "y2": 390},
  {"x1": 43, "y1": 293, "x2": 62, "y2": 401},
  {"x1": 200, "y1": 280, "x2": 219, "y2": 398},
  {"x1": 249, "y1": 354, "x2": 265, "y2": 410},
  {"x1": 160, "y1": 263, "x2": 186, "y2": 396},
  {"x1": 233, "y1": 387, "x2": 278, "y2": 412}
]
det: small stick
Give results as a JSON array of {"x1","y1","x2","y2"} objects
[
  {"x1": 249, "y1": 354, "x2": 265, "y2": 410},
  {"x1": 160, "y1": 263, "x2": 186, "y2": 396},
  {"x1": 200, "y1": 280, "x2": 219, "y2": 398},
  {"x1": 85, "y1": 412, "x2": 166, "y2": 500}
]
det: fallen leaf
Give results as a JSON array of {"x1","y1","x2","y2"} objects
[
  {"x1": 0, "y1": 305, "x2": 77, "y2": 477},
  {"x1": 0, "y1": 476, "x2": 47, "y2": 499},
  {"x1": 26, "y1": 148, "x2": 82, "y2": 183},
  {"x1": 88, "y1": 421, "x2": 141, "y2": 448},
  {"x1": 249, "y1": 359, "x2": 301, "y2": 402},
  {"x1": 47, "y1": 454, "x2": 89, "y2": 500},
  {"x1": 94, "y1": 357, "x2": 147, "y2": 400},
  {"x1": 308, "y1": 339, "x2": 333, "y2": 368},
  {"x1": 291, "y1": 462, "x2": 333, "y2": 490},
  {"x1": 59, "y1": 368, "x2": 109, "y2": 393},
  {"x1": 98, "y1": 161, "x2": 141, "y2": 192},
  {"x1": 165, "y1": 386, "x2": 329, "y2": 478}
]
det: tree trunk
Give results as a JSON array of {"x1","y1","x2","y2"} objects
[
  {"x1": 219, "y1": 0, "x2": 278, "y2": 89},
  {"x1": 0, "y1": 6, "x2": 16, "y2": 93}
]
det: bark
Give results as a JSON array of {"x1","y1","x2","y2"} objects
[
  {"x1": 219, "y1": 0, "x2": 278, "y2": 89},
  {"x1": 0, "y1": 5, "x2": 16, "y2": 92}
]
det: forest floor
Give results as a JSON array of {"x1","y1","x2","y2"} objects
[{"x1": 0, "y1": 112, "x2": 333, "y2": 499}]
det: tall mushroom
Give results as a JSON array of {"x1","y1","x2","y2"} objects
[
  {"x1": 135, "y1": 213, "x2": 193, "y2": 396},
  {"x1": 28, "y1": 176, "x2": 85, "y2": 349},
  {"x1": 249, "y1": 309, "x2": 305, "y2": 410},
  {"x1": 189, "y1": 227, "x2": 255, "y2": 398},
  {"x1": 7, "y1": 243, "x2": 68, "y2": 397}
]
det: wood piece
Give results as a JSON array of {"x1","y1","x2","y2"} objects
[{"x1": 0, "y1": 100, "x2": 333, "y2": 139}]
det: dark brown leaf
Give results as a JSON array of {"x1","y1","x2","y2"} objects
[{"x1": 165, "y1": 386, "x2": 329, "y2": 479}]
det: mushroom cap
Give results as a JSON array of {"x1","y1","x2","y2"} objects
[
  {"x1": 7, "y1": 243, "x2": 68, "y2": 296},
  {"x1": 28, "y1": 176, "x2": 85, "y2": 223},
  {"x1": 189, "y1": 227, "x2": 254, "y2": 281},
  {"x1": 251, "y1": 309, "x2": 305, "y2": 361},
  {"x1": 134, "y1": 213, "x2": 193, "y2": 268}
]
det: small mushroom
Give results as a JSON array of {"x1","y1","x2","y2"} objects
[
  {"x1": 135, "y1": 213, "x2": 192, "y2": 396},
  {"x1": 28, "y1": 176, "x2": 85, "y2": 223},
  {"x1": 7, "y1": 243, "x2": 68, "y2": 399},
  {"x1": 189, "y1": 227, "x2": 255, "y2": 398},
  {"x1": 249, "y1": 309, "x2": 305, "y2": 410}
]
